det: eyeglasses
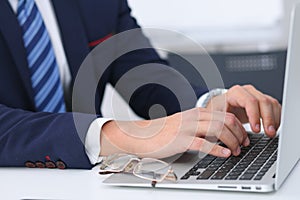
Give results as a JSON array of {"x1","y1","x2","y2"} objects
[{"x1": 99, "y1": 153, "x2": 177, "y2": 187}]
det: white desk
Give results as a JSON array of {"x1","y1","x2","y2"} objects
[{"x1": 0, "y1": 161, "x2": 299, "y2": 200}]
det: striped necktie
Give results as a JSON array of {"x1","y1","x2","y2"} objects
[{"x1": 17, "y1": 0, "x2": 66, "y2": 113}]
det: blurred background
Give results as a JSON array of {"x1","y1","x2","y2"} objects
[{"x1": 101, "y1": 0, "x2": 300, "y2": 119}]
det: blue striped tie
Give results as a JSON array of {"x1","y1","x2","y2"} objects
[{"x1": 17, "y1": 0, "x2": 66, "y2": 113}]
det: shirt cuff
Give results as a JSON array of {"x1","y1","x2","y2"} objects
[
  {"x1": 85, "y1": 117, "x2": 112, "y2": 165},
  {"x1": 196, "y1": 88, "x2": 228, "y2": 108}
]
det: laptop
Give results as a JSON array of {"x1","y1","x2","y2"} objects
[{"x1": 103, "y1": 3, "x2": 300, "y2": 192}]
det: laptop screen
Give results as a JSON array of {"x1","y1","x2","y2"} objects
[{"x1": 275, "y1": 3, "x2": 300, "y2": 190}]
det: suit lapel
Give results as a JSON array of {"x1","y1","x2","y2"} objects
[
  {"x1": 51, "y1": 0, "x2": 90, "y2": 82},
  {"x1": 0, "y1": 0, "x2": 35, "y2": 106}
]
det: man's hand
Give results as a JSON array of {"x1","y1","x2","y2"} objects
[
  {"x1": 100, "y1": 107, "x2": 249, "y2": 159},
  {"x1": 206, "y1": 85, "x2": 282, "y2": 137}
]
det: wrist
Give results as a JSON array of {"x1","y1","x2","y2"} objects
[
  {"x1": 205, "y1": 89, "x2": 228, "y2": 111},
  {"x1": 100, "y1": 120, "x2": 144, "y2": 156}
]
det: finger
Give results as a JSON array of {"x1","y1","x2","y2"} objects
[
  {"x1": 188, "y1": 109, "x2": 248, "y2": 150},
  {"x1": 198, "y1": 121, "x2": 241, "y2": 156},
  {"x1": 265, "y1": 95, "x2": 282, "y2": 130},
  {"x1": 189, "y1": 137, "x2": 231, "y2": 158},
  {"x1": 274, "y1": 104, "x2": 282, "y2": 129},
  {"x1": 194, "y1": 111, "x2": 248, "y2": 145},
  {"x1": 185, "y1": 110, "x2": 225, "y2": 138},
  {"x1": 227, "y1": 85, "x2": 261, "y2": 133},
  {"x1": 259, "y1": 101, "x2": 276, "y2": 137},
  {"x1": 259, "y1": 95, "x2": 281, "y2": 137},
  {"x1": 244, "y1": 86, "x2": 277, "y2": 137},
  {"x1": 180, "y1": 107, "x2": 213, "y2": 123},
  {"x1": 223, "y1": 113, "x2": 249, "y2": 147}
]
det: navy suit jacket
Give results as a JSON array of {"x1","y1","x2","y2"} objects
[{"x1": 0, "y1": 0, "x2": 206, "y2": 169}]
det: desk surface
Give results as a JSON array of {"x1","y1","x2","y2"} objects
[{"x1": 1, "y1": 161, "x2": 299, "y2": 200}]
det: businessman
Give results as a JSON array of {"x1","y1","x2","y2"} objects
[{"x1": 0, "y1": 0, "x2": 281, "y2": 169}]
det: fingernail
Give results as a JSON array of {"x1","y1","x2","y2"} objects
[
  {"x1": 244, "y1": 137, "x2": 250, "y2": 146},
  {"x1": 268, "y1": 125, "x2": 276, "y2": 133},
  {"x1": 222, "y1": 148, "x2": 231, "y2": 156},
  {"x1": 236, "y1": 147, "x2": 241, "y2": 155},
  {"x1": 255, "y1": 124, "x2": 260, "y2": 131}
]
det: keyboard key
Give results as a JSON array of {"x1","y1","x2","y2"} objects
[
  {"x1": 190, "y1": 171, "x2": 201, "y2": 176},
  {"x1": 245, "y1": 169, "x2": 259, "y2": 174},
  {"x1": 240, "y1": 173, "x2": 255, "y2": 180},
  {"x1": 197, "y1": 170, "x2": 215, "y2": 180},
  {"x1": 211, "y1": 172, "x2": 227, "y2": 180},
  {"x1": 248, "y1": 166, "x2": 261, "y2": 171},
  {"x1": 213, "y1": 158, "x2": 227, "y2": 165},
  {"x1": 260, "y1": 168, "x2": 269, "y2": 173},
  {"x1": 180, "y1": 175, "x2": 190, "y2": 180},
  {"x1": 228, "y1": 171, "x2": 242, "y2": 176},
  {"x1": 257, "y1": 171, "x2": 266, "y2": 176},
  {"x1": 235, "y1": 164, "x2": 248, "y2": 170},
  {"x1": 218, "y1": 165, "x2": 232, "y2": 173},
  {"x1": 254, "y1": 175, "x2": 263, "y2": 180},
  {"x1": 197, "y1": 155, "x2": 216, "y2": 168},
  {"x1": 225, "y1": 175, "x2": 239, "y2": 180}
]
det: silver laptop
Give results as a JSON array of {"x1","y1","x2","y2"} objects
[{"x1": 103, "y1": 3, "x2": 300, "y2": 192}]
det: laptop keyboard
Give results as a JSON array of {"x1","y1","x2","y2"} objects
[{"x1": 181, "y1": 134, "x2": 278, "y2": 181}]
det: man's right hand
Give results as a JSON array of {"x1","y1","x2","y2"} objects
[{"x1": 100, "y1": 107, "x2": 249, "y2": 159}]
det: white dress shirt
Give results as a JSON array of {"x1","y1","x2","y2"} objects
[{"x1": 8, "y1": 0, "x2": 223, "y2": 165}]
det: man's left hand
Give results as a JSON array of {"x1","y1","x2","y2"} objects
[{"x1": 206, "y1": 85, "x2": 282, "y2": 137}]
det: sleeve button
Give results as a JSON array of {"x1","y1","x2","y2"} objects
[
  {"x1": 35, "y1": 161, "x2": 45, "y2": 168},
  {"x1": 45, "y1": 160, "x2": 56, "y2": 169},
  {"x1": 25, "y1": 161, "x2": 36, "y2": 168},
  {"x1": 56, "y1": 160, "x2": 66, "y2": 169}
]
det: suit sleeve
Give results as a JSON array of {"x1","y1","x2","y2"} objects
[
  {"x1": 0, "y1": 104, "x2": 96, "y2": 169},
  {"x1": 107, "y1": 0, "x2": 208, "y2": 119}
]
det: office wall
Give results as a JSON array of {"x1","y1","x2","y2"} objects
[{"x1": 127, "y1": 0, "x2": 300, "y2": 53}]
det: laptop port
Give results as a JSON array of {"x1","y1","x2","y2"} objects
[
  {"x1": 242, "y1": 186, "x2": 251, "y2": 190},
  {"x1": 256, "y1": 186, "x2": 262, "y2": 190}
]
